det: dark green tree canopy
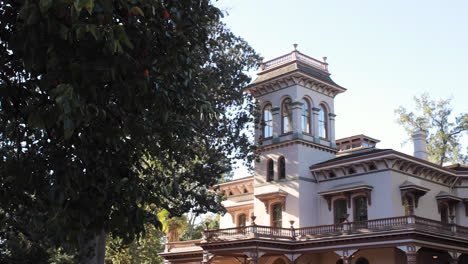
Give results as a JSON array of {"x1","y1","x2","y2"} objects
[{"x1": 0, "y1": 0, "x2": 259, "y2": 261}]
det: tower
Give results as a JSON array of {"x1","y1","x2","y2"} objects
[{"x1": 244, "y1": 45, "x2": 346, "y2": 227}]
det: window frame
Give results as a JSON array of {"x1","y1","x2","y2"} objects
[
  {"x1": 278, "y1": 156, "x2": 286, "y2": 180},
  {"x1": 237, "y1": 214, "x2": 247, "y2": 227},
  {"x1": 266, "y1": 159, "x2": 274, "y2": 182},
  {"x1": 271, "y1": 203, "x2": 283, "y2": 228},
  {"x1": 301, "y1": 98, "x2": 311, "y2": 134},
  {"x1": 318, "y1": 104, "x2": 328, "y2": 139},
  {"x1": 281, "y1": 98, "x2": 293, "y2": 134},
  {"x1": 263, "y1": 104, "x2": 273, "y2": 138},
  {"x1": 353, "y1": 196, "x2": 368, "y2": 222},
  {"x1": 333, "y1": 199, "x2": 348, "y2": 224}
]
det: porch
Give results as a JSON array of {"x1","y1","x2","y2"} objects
[{"x1": 161, "y1": 215, "x2": 468, "y2": 264}]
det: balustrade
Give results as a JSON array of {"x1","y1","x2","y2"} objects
[{"x1": 201, "y1": 216, "x2": 468, "y2": 243}]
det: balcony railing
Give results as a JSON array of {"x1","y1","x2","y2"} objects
[
  {"x1": 260, "y1": 51, "x2": 328, "y2": 72},
  {"x1": 202, "y1": 216, "x2": 468, "y2": 242}
]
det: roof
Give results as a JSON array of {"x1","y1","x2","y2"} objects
[
  {"x1": 444, "y1": 163, "x2": 468, "y2": 172},
  {"x1": 313, "y1": 148, "x2": 392, "y2": 166}
]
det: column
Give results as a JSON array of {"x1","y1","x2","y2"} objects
[
  {"x1": 291, "y1": 101, "x2": 303, "y2": 136},
  {"x1": 328, "y1": 113, "x2": 336, "y2": 147},
  {"x1": 335, "y1": 249, "x2": 357, "y2": 264},
  {"x1": 448, "y1": 251, "x2": 460, "y2": 264},
  {"x1": 272, "y1": 107, "x2": 280, "y2": 140},
  {"x1": 397, "y1": 245, "x2": 419, "y2": 264},
  {"x1": 341, "y1": 256, "x2": 352, "y2": 264},
  {"x1": 312, "y1": 107, "x2": 320, "y2": 143}
]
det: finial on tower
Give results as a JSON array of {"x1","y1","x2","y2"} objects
[
  {"x1": 322, "y1": 56, "x2": 327, "y2": 63},
  {"x1": 293, "y1": 44, "x2": 298, "y2": 51}
]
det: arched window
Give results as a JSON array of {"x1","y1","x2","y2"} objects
[
  {"x1": 238, "y1": 214, "x2": 246, "y2": 227},
  {"x1": 272, "y1": 258, "x2": 286, "y2": 264},
  {"x1": 278, "y1": 156, "x2": 286, "y2": 180},
  {"x1": 404, "y1": 196, "x2": 414, "y2": 216},
  {"x1": 440, "y1": 204, "x2": 449, "y2": 224},
  {"x1": 354, "y1": 197, "x2": 368, "y2": 222},
  {"x1": 282, "y1": 98, "x2": 292, "y2": 134},
  {"x1": 272, "y1": 203, "x2": 283, "y2": 228},
  {"x1": 267, "y1": 159, "x2": 274, "y2": 182},
  {"x1": 263, "y1": 104, "x2": 273, "y2": 138},
  {"x1": 334, "y1": 199, "x2": 348, "y2": 223},
  {"x1": 318, "y1": 104, "x2": 328, "y2": 138},
  {"x1": 336, "y1": 260, "x2": 343, "y2": 264},
  {"x1": 355, "y1": 258, "x2": 369, "y2": 264},
  {"x1": 301, "y1": 99, "x2": 311, "y2": 133}
]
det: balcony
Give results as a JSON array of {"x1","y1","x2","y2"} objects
[{"x1": 201, "y1": 215, "x2": 468, "y2": 242}]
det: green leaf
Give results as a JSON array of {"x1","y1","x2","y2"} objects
[
  {"x1": 113, "y1": 25, "x2": 134, "y2": 50},
  {"x1": 39, "y1": 0, "x2": 53, "y2": 14}
]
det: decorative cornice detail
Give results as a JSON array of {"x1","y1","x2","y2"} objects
[
  {"x1": 258, "y1": 138, "x2": 337, "y2": 154},
  {"x1": 255, "y1": 191, "x2": 288, "y2": 213}
]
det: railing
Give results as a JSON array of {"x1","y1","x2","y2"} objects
[
  {"x1": 166, "y1": 239, "x2": 202, "y2": 252},
  {"x1": 260, "y1": 51, "x2": 328, "y2": 72},
  {"x1": 202, "y1": 216, "x2": 468, "y2": 242}
]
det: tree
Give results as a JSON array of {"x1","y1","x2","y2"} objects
[
  {"x1": 395, "y1": 94, "x2": 468, "y2": 165},
  {"x1": 0, "y1": 0, "x2": 259, "y2": 263}
]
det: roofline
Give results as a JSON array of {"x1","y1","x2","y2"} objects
[
  {"x1": 336, "y1": 134, "x2": 381, "y2": 144},
  {"x1": 309, "y1": 149, "x2": 459, "y2": 176},
  {"x1": 244, "y1": 69, "x2": 346, "y2": 94},
  {"x1": 215, "y1": 176, "x2": 254, "y2": 188}
]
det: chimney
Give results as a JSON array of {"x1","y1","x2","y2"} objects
[{"x1": 412, "y1": 130, "x2": 428, "y2": 161}]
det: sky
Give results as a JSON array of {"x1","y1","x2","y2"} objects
[{"x1": 214, "y1": 0, "x2": 468, "y2": 178}]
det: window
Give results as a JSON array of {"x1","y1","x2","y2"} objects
[
  {"x1": 272, "y1": 203, "x2": 283, "y2": 227},
  {"x1": 334, "y1": 199, "x2": 348, "y2": 223},
  {"x1": 282, "y1": 98, "x2": 292, "y2": 134},
  {"x1": 348, "y1": 168, "x2": 356, "y2": 174},
  {"x1": 278, "y1": 156, "x2": 286, "y2": 179},
  {"x1": 318, "y1": 104, "x2": 328, "y2": 138},
  {"x1": 267, "y1": 159, "x2": 274, "y2": 182},
  {"x1": 238, "y1": 214, "x2": 246, "y2": 227},
  {"x1": 263, "y1": 105, "x2": 273, "y2": 138},
  {"x1": 368, "y1": 164, "x2": 377, "y2": 170},
  {"x1": 354, "y1": 197, "x2": 368, "y2": 222},
  {"x1": 404, "y1": 196, "x2": 414, "y2": 216},
  {"x1": 440, "y1": 204, "x2": 449, "y2": 224},
  {"x1": 329, "y1": 172, "x2": 336, "y2": 178},
  {"x1": 301, "y1": 99, "x2": 310, "y2": 133}
]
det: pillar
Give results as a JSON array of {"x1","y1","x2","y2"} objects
[
  {"x1": 449, "y1": 251, "x2": 460, "y2": 264},
  {"x1": 397, "y1": 245, "x2": 419, "y2": 264},
  {"x1": 329, "y1": 113, "x2": 336, "y2": 147},
  {"x1": 312, "y1": 107, "x2": 320, "y2": 142},
  {"x1": 335, "y1": 249, "x2": 358, "y2": 264},
  {"x1": 291, "y1": 101, "x2": 303, "y2": 135},
  {"x1": 272, "y1": 107, "x2": 280, "y2": 139}
]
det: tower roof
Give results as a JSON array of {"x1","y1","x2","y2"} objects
[{"x1": 245, "y1": 45, "x2": 346, "y2": 97}]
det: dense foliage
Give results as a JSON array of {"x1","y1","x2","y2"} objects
[
  {"x1": 0, "y1": 0, "x2": 259, "y2": 262},
  {"x1": 395, "y1": 94, "x2": 468, "y2": 165}
]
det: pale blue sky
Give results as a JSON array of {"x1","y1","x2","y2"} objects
[{"x1": 215, "y1": 0, "x2": 468, "y2": 177}]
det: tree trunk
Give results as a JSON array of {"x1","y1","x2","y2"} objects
[{"x1": 81, "y1": 230, "x2": 107, "y2": 264}]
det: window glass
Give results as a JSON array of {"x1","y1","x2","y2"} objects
[
  {"x1": 301, "y1": 99, "x2": 310, "y2": 133},
  {"x1": 267, "y1": 159, "x2": 274, "y2": 182},
  {"x1": 272, "y1": 203, "x2": 283, "y2": 227},
  {"x1": 354, "y1": 197, "x2": 368, "y2": 222},
  {"x1": 441, "y1": 205, "x2": 449, "y2": 224},
  {"x1": 282, "y1": 99, "x2": 292, "y2": 133},
  {"x1": 318, "y1": 105, "x2": 327, "y2": 138},
  {"x1": 238, "y1": 214, "x2": 246, "y2": 227},
  {"x1": 404, "y1": 196, "x2": 414, "y2": 216},
  {"x1": 263, "y1": 105, "x2": 273, "y2": 138},
  {"x1": 334, "y1": 199, "x2": 347, "y2": 223},
  {"x1": 278, "y1": 157, "x2": 286, "y2": 179}
]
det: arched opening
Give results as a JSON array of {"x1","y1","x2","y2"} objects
[
  {"x1": 272, "y1": 258, "x2": 286, "y2": 264},
  {"x1": 301, "y1": 98, "x2": 311, "y2": 133},
  {"x1": 278, "y1": 156, "x2": 286, "y2": 180},
  {"x1": 272, "y1": 203, "x2": 283, "y2": 228},
  {"x1": 267, "y1": 159, "x2": 274, "y2": 182},
  {"x1": 355, "y1": 257, "x2": 369, "y2": 264},
  {"x1": 263, "y1": 104, "x2": 273, "y2": 138},
  {"x1": 282, "y1": 98, "x2": 292, "y2": 134},
  {"x1": 318, "y1": 104, "x2": 328, "y2": 139}
]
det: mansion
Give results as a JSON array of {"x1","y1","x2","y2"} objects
[{"x1": 160, "y1": 46, "x2": 468, "y2": 264}]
